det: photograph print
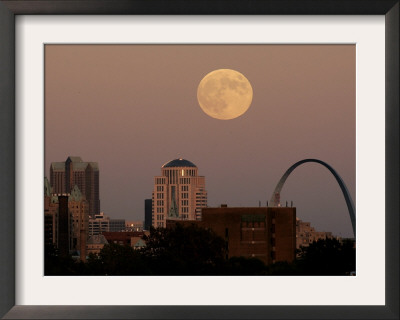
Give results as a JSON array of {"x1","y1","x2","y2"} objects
[{"x1": 44, "y1": 44, "x2": 356, "y2": 276}]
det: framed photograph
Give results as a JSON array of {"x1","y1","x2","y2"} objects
[{"x1": 0, "y1": 1, "x2": 398, "y2": 319}]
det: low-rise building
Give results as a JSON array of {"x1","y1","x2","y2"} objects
[
  {"x1": 87, "y1": 234, "x2": 109, "y2": 255},
  {"x1": 296, "y1": 218, "x2": 336, "y2": 249},
  {"x1": 125, "y1": 220, "x2": 144, "y2": 232},
  {"x1": 109, "y1": 219, "x2": 126, "y2": 232},
  {"x1": 167, "y1": 206, "x2": 296, "y2": 265},
  {"x1": 89, "y1": 212, "x2": 110, "y2": 236}
]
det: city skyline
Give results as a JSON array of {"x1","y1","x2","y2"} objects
[{"x1": 45, "y1": 44, "x2": 355, "y2": 237}]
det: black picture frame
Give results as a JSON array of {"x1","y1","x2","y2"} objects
[{"x1": 0, "y1": 1, "x2": 398, "y2": 319}]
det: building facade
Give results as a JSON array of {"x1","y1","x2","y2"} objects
[
  {"x1": 167, "y1": 206, "x2": 296, "y2": 265},
  {"x1": 125, "y1": 220, "x2": 144, "y2": 232},
  {"x1": 152, "y1": 158, "x2": 207, "y2": 227},
  {"x1": 44, "y1": 178, "x2": 59, "y2": 247},
  {"x1": 87, "y1": 234, "x2": 109, "y2": 255},
  {"x1": 88, "y1": 212, "x2": 110, "y2": 236},
  {"x1": 44, "y1": 177, "x2": 88, "y2": 258},
  {"x1": 50, "y1": 156, "x2": 100, "y2": 215},
  {"x1": 109, "y1": 219, "x2": 126, "y2": 232},
  {"x1": 296, "y1": 218, "x2": 335, "y2": 249},
  {"x1": 68, "y1": 185, "x2": 89, "y2": 253}
]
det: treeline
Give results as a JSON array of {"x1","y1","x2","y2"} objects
[{"x1": 45, "y1": 224, "x2": 355, "y2": 276}]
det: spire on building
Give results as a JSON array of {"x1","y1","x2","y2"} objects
[{"x1": 168, "y1": 186, "x2": 179, "y2": 218}]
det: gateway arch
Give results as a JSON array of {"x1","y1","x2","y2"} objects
[{"x1": 269, "y1": 159, "x2": 355, "y2": 237}]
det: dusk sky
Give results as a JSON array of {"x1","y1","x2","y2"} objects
[{"x1": 45, "y1": 44, "x2": 355, "y2": 237}]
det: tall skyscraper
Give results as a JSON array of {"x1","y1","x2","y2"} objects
[
  {"x1": 44, "y1": 177, "x2": 89, "y2": 256},
  {"x1": 152, "y1": 158, "x2": 207, "y2": 227},
  {"x1": 68, "y1": 185, "x2": 89, "y2": 252},
  {"x1": 50, "y1": 156, "x2": 100, "y2": 215}
]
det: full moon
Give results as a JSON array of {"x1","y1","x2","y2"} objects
[{"x1": 197, "y1": 69, "x2": 253, "y2": 120}]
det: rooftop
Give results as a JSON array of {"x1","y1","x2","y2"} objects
[
  {"x1": 87, "y1": 234, "x2": 108, "y2": 245},
  {"x1": 162, "y1": 158, "x2": 197, "y2": 168}
]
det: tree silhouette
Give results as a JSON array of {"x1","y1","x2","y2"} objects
[
  {"x1": 295, "y1": 238, "x2": 355, "y2": 275},
  {"x1": 141, "y1": 224, "x2": 227, "y2": 275}
]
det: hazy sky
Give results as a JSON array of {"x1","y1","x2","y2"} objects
[{"x1": 45, "y1": 44, "x2": 355, "y2": 237}]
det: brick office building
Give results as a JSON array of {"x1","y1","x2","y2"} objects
[{"x1": 167, "y1": 206, "x2": 296, "y2": 265}]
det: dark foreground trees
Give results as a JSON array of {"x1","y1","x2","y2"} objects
[
  {"x1": 45, "y1": 226, "x2": 355, "y2": 276},
  {"x1": 141, "y1": 224, "x2": 227, "y2": 275},
  {"x1": 295, "y1": 238, "x2": 356, "y2": 275}
]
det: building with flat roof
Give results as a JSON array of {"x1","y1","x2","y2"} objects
[
  {"x1": 152, "y1": 158, "x2": 207, "y2": 227},
  {"x1": 296, "y1": 218, "x2": 336, "y2": 249},
  {"x1": 109, "y1": 219, "x2": 126, "y2": 232},
  {"x1": 125, "y1": 220, "x2": 143, "y2": 232},
  {"x1": 167, "y1": 206, "x2": 296, "y2": 265},
  {"x1": 89, "y1": 212, "x2": 110, "y2": 236}
]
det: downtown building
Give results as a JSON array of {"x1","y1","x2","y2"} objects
[
  {"x1": 167, "y1": 206, "x2": 297, "y2": 265},
  {"x1": 50, "y1": 156, "x2": 100, "y2": 215},
  {"x1": 44, "y1": 177, "x2": 89, "y2": 261},
  {"x1": 152, "y1": 158, "x2": 207, "y2": 228},
  {"x1": 88, "y1": 212, "x2": 127, "y2": 236},
  {"x1": 296, "y1": 218, "x2": 338, "y2": 249},
  {"x1": 88, "y1": 212, "x2": 110, "y2": 236}
]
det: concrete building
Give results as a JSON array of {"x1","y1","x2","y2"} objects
[
  {"x1": 296, "y1": 218, "x2": 336, "y2": 249},
  {"x1": 50, "y1": 156, "x2": 100, "y2": 215},
  {"x1": 88, "y1": 212, "x2": 110, "y2": 236},
  {"x1": 167, "y1": 206, "x2": 296, "y2": 265},
  {"x1": 109, "y1": 219, "x2": 126, "y2": 232},
  {"x1": 152, "y1": 158, "x2": 207, "y2": 227}
]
